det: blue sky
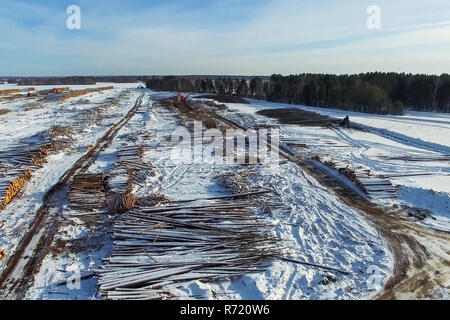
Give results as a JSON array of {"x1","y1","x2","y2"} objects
[{"x1": 0, "y1": 0, "x2": 449, "y2": 76}]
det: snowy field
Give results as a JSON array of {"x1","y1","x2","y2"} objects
[
  {"x1": 2, "y1": 86, "x2": 449, "y2": 299},
  {"x1": 0, "y1": 83, "x2": 141, "y2": 261},
  {"x1": 25, "y1": 90, "x2": 391, "y2": 300},
  {"x1": 214, "y1": 99, "x2": 450, "y2": 232}
]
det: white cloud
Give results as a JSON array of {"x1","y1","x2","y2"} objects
[{"x1": 1, "y1": 0, "x2": 449, "y2": 75}]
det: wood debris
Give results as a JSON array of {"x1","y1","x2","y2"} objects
[
  {"x1": 68, "y1": 173, "x2": 108, "y2": 213},
  {"x1": 97, "y1": 194, "x2": 280, "y2": 300},
  {"x1": 108, "y1": 193, "x2": 136, "y2": 215},
  {"x1": 53, "y1": 88, "x2": 69, "y2": 93}
]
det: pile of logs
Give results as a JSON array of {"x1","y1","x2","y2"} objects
[
  {"x1": 357, "y1": 176, "x2": 398, "y2": 199},
  {"x1": 61, "y1": 89, "x2": 95, "y2": 101},
  {"x1": 31, "y1": 146, "x2": 51, "y2": 165},
  {"x1": 98, "y1": 86, "x2": 114, "y2": 92},
  {"x1": 0, "y1": 89, "x2": 21, "y2": 95},
  {"x1": 257, "y1": 108, "x2": 339, "y2": 127},
  {"x1": 0, "y1": 133, "x2": 59, "y2": 210},
  {"x1": 68, "y1": 173, "x2": 108, "y2": 213},
  {"x1": 108, "y1": 145, "x2": 154, "y2": 194},
  {"x1": 108, "y1": 168, "x2": 129, "y2": 194},
  {"x1": 53, "y1": 88, "x2": 69, "y2": 93},
  {"x1": 0, "y1": 169, "x2": 32, "y2": 209},
  {"x1": 108, "y1": 193, "x2": 136, "y2": 215},
  {"x1": 60, "y1": 86, "x2": 114, "y2": 101},
  {"x1": 97, "y1": 195, "x2": 280, "y2": 300},
  {"x1": 315, "y1": 157, "x2": 398, "y2": 199}
]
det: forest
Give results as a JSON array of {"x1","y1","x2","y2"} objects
[
  {"x1": 146, "y1": 73, "x2": 450, "y2": 115},
  {"x1": 16, "y1": 77, "x2": 96, "y2": 86}
]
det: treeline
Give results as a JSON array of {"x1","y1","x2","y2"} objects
[
  {"x1": 146, "y1": 76, "x2": 269, "y2": 99},
  {"x1": 17, "y1": 77, "x2": 96, "y2": 86},
  {"x1": 13, "y1": 76, "x2": 140, "y2": 85},
  {"x1": 95, "y1": 76, "x2": 138, "y2": 83},
  {"x1": 147, "y1": 73, "x2": 450, "y2": 115}
]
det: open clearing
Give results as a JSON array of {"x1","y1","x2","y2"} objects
[{"x1": 0, "y1": 86, "x2": 448, "y2": 300}]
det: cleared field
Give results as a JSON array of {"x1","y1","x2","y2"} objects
[{"x1": 0, "y1": 87, "x2": 448, "y2": 300}]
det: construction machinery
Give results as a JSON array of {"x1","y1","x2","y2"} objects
[{"x1": 177, "y1": 92, "x2": 192, "y2": 103}]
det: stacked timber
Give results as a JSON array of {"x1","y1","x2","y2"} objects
[
  {"x1": 0, "y1": 170, "x2": 32, "y2": 209},
  {"x1": 357, "y1": 176, "x2": 398, "y2": 199},
  {"x1": 108, "y1": 193, "x2": 136, "y2": 215},
  {"x1": 97, "y1": 195, "x2": 280, "y2": 300},
  {"x1": 53, "y1": 88, "x2": 69, "y2": 94},
  {"x1": 98, "y1": 86, "x2": 114, "y2": 92},
  {"x1": 61, "y1": 89, "x2": 95, "y2": 101},
  {"x1": 1, "y1": 89, "x2": 21, "y2": 95},
  {"x1": 68, "y1": 173, "x2": 108, "y2": 213},
  {"x1": 108, "y1": 145, "x2": 154, "y2": 194},
  {"x1": 257, "y1": 108, "x2": 339, "y2": 127},
  {"x1": 0, "y1": 137, "x2": 53, "y2": 210}
]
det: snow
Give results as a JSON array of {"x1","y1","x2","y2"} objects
[
  {"x1": 6, "y1": 89, "x2": 392, "y2": 300},
  {"x1": 0, "y1": 87, "x2": 142, "y2": 275},
  {"x1": 5, "y1": 88, "x2": 448, "y2": 300},
  {"x1": 216, "y1": 99, "x2": 450, "y2": 231},
  {"x1": 267, "y1": 102, "x2": 450, "y2": 150}
]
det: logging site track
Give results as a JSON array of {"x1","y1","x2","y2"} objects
[
  {"x1": 0, "y1": 94, "x2": 144, "y2": 299},
  {"x1": 168, "y1": 98, "x2": 450, "y2": 300}
]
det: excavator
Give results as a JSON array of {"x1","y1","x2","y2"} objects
[{"x1": 177, "y1": 92, "x2": 192, "y2": 103}]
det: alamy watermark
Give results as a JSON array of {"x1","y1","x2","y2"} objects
[
  {"x1": 65, "y1": 5, "x2": 380, "y2": 31},
  {"x1": 367, "y1": 5, "x2": 381, "y2": 30},
  {"x1": 366, "y1": 265, "x2": 387, "y2": 290},
  {"x1": 65, "y1": 266, "x2": 81, "y2": 290},
  {"x1": 66, "y1": 5, "x2": 81, "y2": 30}
]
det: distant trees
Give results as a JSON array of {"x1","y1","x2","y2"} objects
[
  {"x1": 249, "y1": 78, "x2": 264, "y2": 99},
  {"x1": 17, "y1": 76, "x2": 96, "y2": 86},
  {"x1": 146, "y1": 72, "x2": 450, "y2": 115},
  {"x1": 95, "y1": 76, "x2": 138, "y2": 83},
  {"x1": 236, "y1": 79, "x2": 249, "y2": 97}
]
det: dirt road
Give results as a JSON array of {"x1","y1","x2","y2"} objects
[{"x1": 300, "y1": 159, "x2": 450, "y2": 299}]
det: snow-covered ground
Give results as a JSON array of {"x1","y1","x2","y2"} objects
[
  {"x1": 0, "y1": 89, "x2": 393, "y2": 300},
  {"x1": 213, "y1": 99, "x2": 450, "y2": 231},
  {"x1": 0, "y1": 83, "x2": 141, "y2": 275},
  {"x1": 4, "y1": 87, "x2": 448, "y2": 300}
]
